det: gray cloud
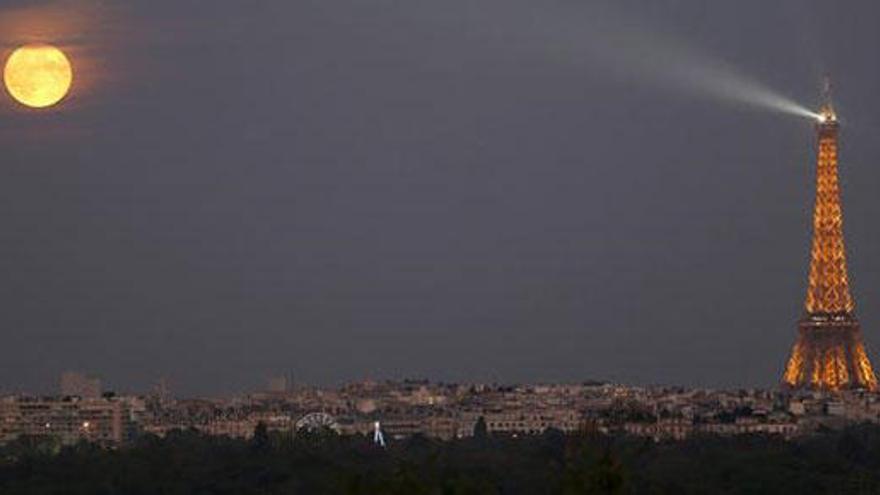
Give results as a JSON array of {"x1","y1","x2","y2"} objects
[{"x1": 0, "y1": 0, "x2": 878, "y2": 395}]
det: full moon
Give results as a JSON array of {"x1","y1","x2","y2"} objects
[{"x1": 3, "y1": 44, "x2": 73, "y2": 108}]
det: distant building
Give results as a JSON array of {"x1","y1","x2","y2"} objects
[
  {"x1": 60, "y1": 371, "x2": 102, "y2": 398},
  {"x1": 460, "y1": 409, "x2": 581, "y2": 437},
  {"x1": 0, "y1": 396, "x2": 143, "y2": 447},
  {"x1": 150, "y1": 378, "x2": 172, "y2": 403},
  {"x1": 266, "y1": 375, "x2": 290, "y2": 393}
]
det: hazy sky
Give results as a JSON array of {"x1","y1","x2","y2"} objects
[{"x1": 1, "y1": 0, "x2": 880, "y2": 395}]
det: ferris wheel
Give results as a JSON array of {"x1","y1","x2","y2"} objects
[{"x1": 294, "y1": 412, "x2": 340, "y2": 433}]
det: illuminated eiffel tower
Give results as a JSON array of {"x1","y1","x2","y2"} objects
[{"x1": 782, "y1": 79, "x2": 878, "y2": 391}]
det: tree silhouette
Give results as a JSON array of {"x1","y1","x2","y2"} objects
[
  {"x1": 473, "y1": 416, "x2": 488, "y2": 440},
  {"x1": 252, "y1": 421, "x2": 270, "y2": 452}
]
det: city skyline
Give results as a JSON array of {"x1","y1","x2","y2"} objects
[{"x1": 2, "y1": 1, "x2": 880, "y2": 395}]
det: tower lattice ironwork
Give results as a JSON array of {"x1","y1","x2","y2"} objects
[{"x1": 782, "y1": 80, "x2": 878, "y2": 391}]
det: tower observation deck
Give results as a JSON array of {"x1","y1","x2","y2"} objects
[{"x1": 782, "y1": 79, "x2": 878, "y2": 391}]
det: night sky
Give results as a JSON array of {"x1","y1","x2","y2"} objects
[{"x1": 1, "y1": 0, "x2": 880, "y2": 396}]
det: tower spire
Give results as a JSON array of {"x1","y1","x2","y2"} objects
[
  {"x1": 822, "y1": 76, "x2": 832, "y2": 106},
  {"x1": 782, "y1": 78, "x2": 878, "y2": 391},
  {"x1": 818, "y1": 75, "x2": 837, "y2": 126}
]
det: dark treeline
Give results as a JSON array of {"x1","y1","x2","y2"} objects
[{"x1": 2, "y1": 424, "x2": 880, "y2": 494}]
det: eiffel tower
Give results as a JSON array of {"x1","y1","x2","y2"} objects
[{"x1": 782, "y1": 79, "x2": 878, "y2": 391}]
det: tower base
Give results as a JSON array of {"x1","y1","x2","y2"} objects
[{"x1": 783, "y1": 315, "x2": 878, "y2": 391}]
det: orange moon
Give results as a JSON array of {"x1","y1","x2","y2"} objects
[{"x1": 3, "y1": 44, "x2": 73, "y2": 108}]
